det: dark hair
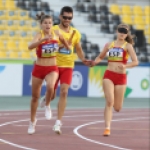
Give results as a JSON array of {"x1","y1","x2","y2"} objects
[
  {"x1": 60, "y1": 6, "x2": 73, "y2": 15},
  {"x1": 117, "y1": 23, "x2": 135, "y2": 45},
  {"x1": 36, "y1": 12, "x2": 52, "y2": 23}
]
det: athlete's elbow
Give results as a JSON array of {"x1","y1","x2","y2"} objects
[
  {"x1": 28, "y1": 45, "x2": 33, "y2": 50},
  {"x1": 135, "y1": 60, "x2": 139, "y2": 66},
  {"x1": 28, "y1": 47, "x2": 32, "y2": 50}
]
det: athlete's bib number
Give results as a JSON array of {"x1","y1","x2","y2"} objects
[
  {"x1": 59, "y1": 48, "x2": 71, "y2": 55},
  {"x1": 109, "y1": 48, "x2": 123, "y2": 58},
  {"x1": 42, "y1": 43, "x2": 59, "y2": 57}
]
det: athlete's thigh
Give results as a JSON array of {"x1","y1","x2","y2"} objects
[
  {"x1": 32, "y1": 76, "x2": 43, "y2": 97},
  {"x1": 45, "y1": 72, "x2": 59, "y2": 87},
  {"x1": 59, "y1": 68, "x2": 73, "y2": 85},
  {"x1": 114, "y1": 85, "x2": 126, "y2": 108},
  {"x1": 103, "y1": 79, "x2": 114, "y2": 103}
]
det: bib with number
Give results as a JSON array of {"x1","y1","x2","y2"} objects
[
  {"x1": 108, "y1": 47, "x2": 124, "y2": 61},
  {"x1": 36, "y1": 40, "x2": 59, "y2": 58},
  {"x1": 108, "y1": 41, "x2": 129, "y2": 64}
]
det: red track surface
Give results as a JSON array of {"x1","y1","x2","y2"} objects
[{"x1": 0, "y1": 108, "x2": 149, "y2": 150}]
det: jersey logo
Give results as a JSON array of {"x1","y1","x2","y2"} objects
[{"x1": 59, "y1": 48, "x2": 71, "y2": 55}]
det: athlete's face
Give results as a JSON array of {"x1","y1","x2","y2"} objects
[
  {"x1": 41, "y1": 18, "x2": 53, "y2": 32},
  {"x1": 60, "y1": 12, "x2": 73, "y2": 28},
  {"x1": 117, "y1": 27, "x2": 128, "y2": 40}
]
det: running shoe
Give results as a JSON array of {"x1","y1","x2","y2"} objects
[
  {"x1": 103, "y1": 129, "x2": 110, "y2": 136},
  {"x1": 53, "y1": 124, "x2": 62, "y2": 134},
  {"x1": 28, "y1": 118, "x2": 37, "y2": 134},
  {"x1": 45, "y1": 105, "x2": 52, "y2": 120}
]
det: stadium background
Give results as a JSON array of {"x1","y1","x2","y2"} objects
[{"x1": 0, "y1": 0, "x2": 149, "y2": 108}]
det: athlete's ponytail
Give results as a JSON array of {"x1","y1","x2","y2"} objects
[
  {"x1": 36, "y1": 12, "x2": 52, "y2": 23},
  {"x1": 117, "y1": 24, "x2": 135, "y2": 45}
]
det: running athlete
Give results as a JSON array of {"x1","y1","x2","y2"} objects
[
  {"x1": 91, "y1": 23, "x2": 138, "y2": 136},
  {"x1": 27, "y1": 12, "x2": 70, "y2": 134},
  {"x1": 40, "y1": 6, "x2": 90, "y2": 134}
]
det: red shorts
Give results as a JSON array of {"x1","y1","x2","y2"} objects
[
  {"x1": 32, "y1": 64, "x2": 58, "y2": 79},
  {"x1": 54, "y1": 67, "x2": 73, "y2": 89},
  {"x1": 103, "y1": 70, "x2": 127, "y2": 85}
]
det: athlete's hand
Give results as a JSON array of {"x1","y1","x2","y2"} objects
[
  {"x1": 118, "y1": 64, "x2": 126, "y2": 70},
  {"x1": 42, "y1": 35, "x2": 52, "y2": 42},
  {"x1": 89, "y1": 60, "x2": 97, "y2": 67},
  {"x1": 68, "y1": 40, "x2": 72, "y2": 46},
  {"x1": 82, "y1": 59, "x2": 93, "y2": 67}
]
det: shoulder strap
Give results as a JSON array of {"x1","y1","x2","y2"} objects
[
  {"x1": 121, "y1": 42, "x2": 127, "y2": 49},
  {"x1": 40, "y1": 30, "x2": 45, "y2": 38},
  {"x1": 108, "y1": 41, "x2": 115, "y2": 49}
]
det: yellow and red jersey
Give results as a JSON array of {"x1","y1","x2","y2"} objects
[
  {"x1": 52, "y1": 25, "x2": 81, "y2": 68},
  {"x1": 108, "y1": 41, "x2": 129, "y2": 64},
  {"x1": 36, "y1": 30, "x2": 59, "y2": 58}
]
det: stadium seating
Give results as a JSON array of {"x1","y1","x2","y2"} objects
[
  {"x1": 0, "y1": 0, "x2": 99, "y2": 61},
  {"x1": 0, "y1": 0, "x2": 149, "y2": 63},
  {"x1": 75, "y1": 0, "x2": 150, "y2": 62},
  {"x1": 0, "y1": 51, "x2": 7, "y2": 58},
  {"x1": 109, "y1": 4, "x2": 120, "y2": 15},
  {"x1": 0, "y1": 0, "x2": 43, "y2": 59}
]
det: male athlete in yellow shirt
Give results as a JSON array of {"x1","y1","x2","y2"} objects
[{"x1": 40, "y1": 6, "x2": 90, "y2": 134}]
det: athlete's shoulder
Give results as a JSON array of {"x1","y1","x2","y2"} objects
[
  {"x1": 107, "y1": 41, "x2": 114, "y2": 49},
  {"x1": 126, "y1": 42, "x2": 133, "y2": 49},
  {"x1": 126, "y1": 42, "x2": 131, "y2": 46},
  {"x1": 34, "y1": 30, "x2": 42, "y2": 38},
  {"x1": 71, "y1": 26, "x2": 80, "y2": 34}
]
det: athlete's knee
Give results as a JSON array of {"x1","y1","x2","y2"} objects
[
  {"x1": 31, "y1": 95, "x2": 39, "y2": 103},
  {"x1": 46, "y1": 84, "x2": 54, "y2": 92},
  {"x1": 60, "y1": 88, "x2": 68, "y2": 97},
  {"x1": 106, "y1": 101, "x2": 114, "y2": 107}
]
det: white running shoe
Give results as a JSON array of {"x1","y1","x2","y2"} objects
[
  {"x1": 53, "y1": 124, "x2": 62, "y2": 134},
  {"x1": 45, "y1": 106, "x2": 52, "y2": 120},
  {"x1": 39, "y1": 96, "x2": 46, "y2": 108},
  {"x1": 28, "y1": 119, "x2": 37, "y2": 135}
]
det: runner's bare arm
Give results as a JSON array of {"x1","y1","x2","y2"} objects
[
  {"x1": 75, "y1": 42, "x2": 85, "y2": 61},
  {"x1": 93, "y1": 43, "x2": 110, "y2": 65},
  {"x1": 53, "y1": 30, "x2": 71, "y2": 50},
  {"x1": 28, "y1": 33, "x2": 51, "y2": 50},
  {"x1": 75, "y1": 42, "x2": 92, "y2": 66},
  {"x1": 59, "y1": 35, "x2": 71, "y2": 50},
  {"x1": 125, "y1": 43, "x2": 138, "y2": 68}
]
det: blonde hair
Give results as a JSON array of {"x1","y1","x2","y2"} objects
[{"x1": 117, "y1": 23, "x2": 135, "y2": 45}]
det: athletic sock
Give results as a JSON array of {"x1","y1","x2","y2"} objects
[{"x1": 55, "y1": 120, "x2": 61, "y2": 125}]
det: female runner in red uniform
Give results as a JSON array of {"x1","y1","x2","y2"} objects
[
  {"x1": 27, "y1": 12, "x2": 70, "y2": 134},
  {"x1": 91, "y1": 23, "x2": 138, "y2": 136}
]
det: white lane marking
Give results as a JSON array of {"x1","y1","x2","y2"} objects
[
  {"x1": 0, "y1": 111, "x2": 148, "y2": 119},
  {"x1": 73, "y1": 117, "x2": 148, "y2": 150},
  {"x1": 0, "y1": 112, "x2": 148, "y2": 150},
  {"x1": 0, "y1": 139, "x2": 37, "y2": 150},
  {"x1": 0, "y1": 118, "x2": 39, "y2": 150},
  {"x1": 0, "y1": 114, "x2": 104, "y2": 150},
  {"x1": 0, "y1": 109, "x2": 148, "y2": 116}
]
